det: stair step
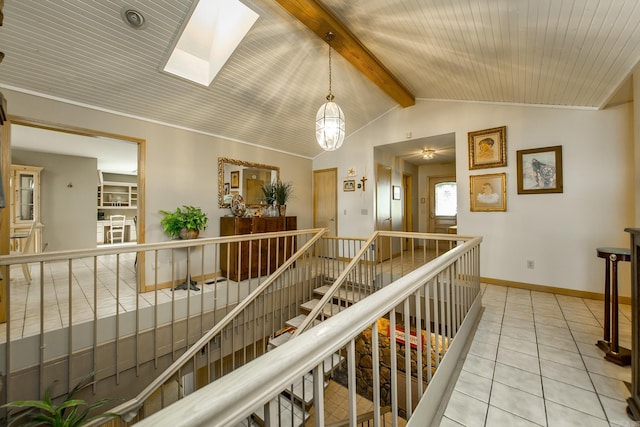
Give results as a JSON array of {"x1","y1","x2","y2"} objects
[
  {"x1": 285, "y1": 353, "x2": 345, "y2": 406},
  {"x1": 313, "y1": 285, "x2": 365, "y2": 304},
  {"x1": 322, "y1": 353, "x2": 345, "y2": 376},
  {"x1": 286, "y1": 314, "x2": 322, "y2": 330},
  {"x1": 233, "y1": 418, "x2": 259, "y2": 427},
  {"x1": 286, "y1": 373, "x2": 317, "y2": 406},
  {"x1": 267, "y1": 330, "x2": 293, "y2": 350},
  {"x1": 252, "y1": 394, "x2": 309, "y2": 427},
  {"x1": 300, "y1": 299, "x2": 343, "y2": 318}
]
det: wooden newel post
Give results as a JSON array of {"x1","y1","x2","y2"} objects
[
  {"x1": 596, "y1": 247, "x2": 631, "y2": 365},
  {"x1": 624, "y1": 228, "x2": 640, "y2": 421}
]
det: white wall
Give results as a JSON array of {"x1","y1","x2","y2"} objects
[
  {"x1": 314, "y1": 100, "x2": 635, "y2": 297},
  {"x1": 4, "y1": 89, "x2": 313, "y2": 236},
  {"x1": 12, "y1": 149, "x2": 97, "y2": 251},
  {"x1": 4, "y1": 89, "x2": 313, "y2": 285}
]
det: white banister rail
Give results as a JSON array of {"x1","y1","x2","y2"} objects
[
  {"x1": 295, "y1": 231, "x2": 472, "y2": 337},
  {"x1": 0, "y1": 228, "x2": 327, "y2": 424},
  {"x1": 105, "y1": 228, "x2": 327, "y2": 421},
  {"x1": 135, "y1": 235, "x2": 482, "y2": 427}
]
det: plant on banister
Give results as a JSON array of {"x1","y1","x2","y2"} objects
[
  {"x1": 261, "y1": 180, "x2": 293, "y2": 216},
  {"x1": 159, "y1": 205, "x2": 208, "y2": 239}
]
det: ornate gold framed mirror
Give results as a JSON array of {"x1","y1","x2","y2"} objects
[{"x1": 218, "y1": 157, "x2": 280, "y2": 208}]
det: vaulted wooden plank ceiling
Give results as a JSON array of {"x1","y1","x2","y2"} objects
[
  {"x1": 275, "y1": 0, "x2": 415, "y2": 107},
  {"x1": 0, "y1": 0, "x2": 638, "y2": 159}
]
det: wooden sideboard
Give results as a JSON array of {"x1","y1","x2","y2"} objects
[{"x1": 220, "y1": 216, "x2": 297, "y2": 281}]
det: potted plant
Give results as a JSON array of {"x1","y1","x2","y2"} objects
[
  {"x1": 159, "y1": 205, "x2": 208, "y2": 239},
  {"x1": 261, "y1": 181, "x2": 293, "y2": 216},
  {"x1": 1, "y1": 372, "x2": 119, "y2": 426}
]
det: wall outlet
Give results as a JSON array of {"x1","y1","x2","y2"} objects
[{"x1": 527, "y1": 260, "x2": 534, "y2": 269}]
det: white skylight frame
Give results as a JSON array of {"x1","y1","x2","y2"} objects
[{"x1": 162, "y1": 0, "x2": 259, "y2": 86}]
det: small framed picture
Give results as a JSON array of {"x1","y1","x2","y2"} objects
[
  {"x1": 393, "y1": 185, "x2": 401, "y2": 200},
  {"x1": 468, "y1": 126, "x2": 507, "y2": 169},
  {"x1": 343, "y1": 180, "x2": 355, "y2": 191},
  {"x1": 517, "y1": 145, "x2": 563, "y2": 194},
  {"x1": 470, "y1": 173, "x2": 506, "y2": 212},
  {"x1": 230, "y1": 171, "x2": 240, "y2": 189},
  {"x1": 224, "y1": 182, "x2": 230, "y2": 195}
]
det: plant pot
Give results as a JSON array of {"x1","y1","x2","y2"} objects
[
  {"x1": 180, "y1": 229, "x2": 199, "y2": 240},
  {"x1": 278, "y1": 205, "x2": 286, "y2": 217}
]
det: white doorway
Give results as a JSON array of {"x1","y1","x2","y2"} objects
[
  {"x1": 376, "y1": 163, "x2": 392, "y2": 261},
  {"x1": 429, "y1": 176, "x2": 457, "y2": 234}
]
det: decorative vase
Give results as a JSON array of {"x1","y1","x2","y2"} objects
[
  {"x1": 230, "y1": 194, "x2": 246, "y2": 217},
  {"x1": 278, "y1": 204, "x2": 287, "y2": 217},
  {"x1": 180, "y1": 229, "x2": 199, "y2": 240}
]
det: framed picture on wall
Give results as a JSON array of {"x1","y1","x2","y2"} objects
[
  {"x1": 224, "y1": 183, "x2": 230, "y2": 195},
  {"x1": 517, "y1": 145, "x2": 563, "y2": 194},
  {"x1": 468, "y1": 126, "x2": 507, "y2": 169},
  {"x1": 343, "y1": 180, "x2": 355, "y2": 191},
  {"x1": 393, "y1": 186, "x2": 401, "y2": 200},
  {"x1": 230, "y1": 171, "x2": 240, "y2": 189},
  {"x1": 469, "y1": 173, "x2": 506, "y2": 212}
]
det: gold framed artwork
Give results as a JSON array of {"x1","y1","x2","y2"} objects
[
  {"x1": 469, "y1": 173, "x2": 506, "y2": 212},
  {"x1": 343, "y1": 180, "x2": 355, "y2": 191},
  {"x1": 230, "y1": 171, "x2": 240, "y2": 189},
  {"x1": 517, "y1": 145, "x2": 563, "y2": 194},
  {"x1": 468, "y1": 126, "x2": 507, "y2": 169}
]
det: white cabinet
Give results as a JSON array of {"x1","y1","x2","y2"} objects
[{"x1": 98, "y1": 181, "x2": 137, "y2": 209}]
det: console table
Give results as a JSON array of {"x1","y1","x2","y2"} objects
[{"x1": 220, "y1": 216, "x2": 296, "y2": 281}]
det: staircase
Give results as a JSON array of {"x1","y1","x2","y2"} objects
[{"x1": 250, "y1": 284, "x2": 360, "y2": 426}]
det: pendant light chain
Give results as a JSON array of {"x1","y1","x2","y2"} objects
[
  {"x1": 315, "y1": 31, "x2": 345, "y2": 151},
  {"x1": 327, "y1": 33, "x2": 334, "y2": 101}
]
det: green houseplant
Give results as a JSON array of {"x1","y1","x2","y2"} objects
[
  {"x1": 261, "y1": 181, "x2": 293, "y2": 216},
  {"x1": 261, "y1": 181, "x2": 293, "y2": 205},
  {"x1": 1, "y1": 372, "x2": 119, "y2": 427},
  {"x1": 159, "y1": 205, "x2": 208, "y2": 239}
]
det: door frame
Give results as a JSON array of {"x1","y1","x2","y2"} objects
[
  {"x1": 313, "y1": 168, "x2": 338, "y2": 235},
  {"x1": 5, "y1": 115, "x2": 147, "y2": 292},
  {"x1": 428, "y1": 175, "x2": 457, "y2": 234},
  {"x1": 375, "y1": 163, "x2": 392, "y2": 261}
]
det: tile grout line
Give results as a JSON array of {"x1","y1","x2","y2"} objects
[{"x1": 553, "y1": 292, "x2": 611, "y2": 425}]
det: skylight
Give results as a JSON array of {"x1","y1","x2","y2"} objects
[{"x1": 163, "y1": 0, "x2": 259, "y2": 86}]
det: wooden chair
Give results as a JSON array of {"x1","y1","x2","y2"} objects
[
  {"x1": 11, "y1": 220, "x2": 37, "y2": 283},
  {"x1": 107, "y1": 215, "x2": 126, "y2": 244}
]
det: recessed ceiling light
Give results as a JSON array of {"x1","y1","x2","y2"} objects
[
  {"x1": 162, "y1": 0, "x2": 259, "y2": 86},
  {"x1": 121, "y1": 7, "x2": 146, "y2": 30}
]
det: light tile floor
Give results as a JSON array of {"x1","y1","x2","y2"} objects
[{"x1": 441, "y1": 283, "x2": 639, "y2": 427}]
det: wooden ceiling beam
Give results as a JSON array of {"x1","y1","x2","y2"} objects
[{"x1": 274, "y1": 0, "x2": 415, "y2": 107}]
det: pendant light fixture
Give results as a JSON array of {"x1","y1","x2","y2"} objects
[{"x1": 316, "y1": 32, "x2": 345, "y2": 151}]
